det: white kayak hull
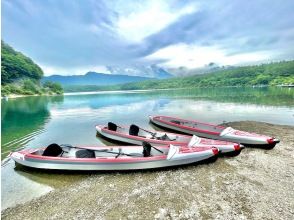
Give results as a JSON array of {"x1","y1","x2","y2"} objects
[
  {"x1": 96, "y1": 125, "x2": 243, "y2": 154},
  {"x1": 149, "y1": 116, "x2": 279, "y2": 148},
  {"x1": 10, "y1": 145, "x2": 218, "y2": 171}
]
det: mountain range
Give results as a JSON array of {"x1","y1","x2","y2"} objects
[
  {"x1": 43, "y1": 72, "x2": 151, "y2": 86},
  {"x1": 43, "y1": 65, "x2": 173, "y2": 86}
]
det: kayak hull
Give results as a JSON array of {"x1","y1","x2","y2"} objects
[
  {"x1": 12, "y1": 154, "x2": 213, "y2": 171},
  {"x1": 10, "y1": 145, "x2": 218, "y2": 171},
  {"x1": 96, "y1": 125, "x2": 243, "y2": 154},
  {"x1": 149, "y1": 116, "x2": 279, "y2": 147}
]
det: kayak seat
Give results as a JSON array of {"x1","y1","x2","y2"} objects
[
  {"x1": 42, "y1": 143, "x2": 63, "y2": 157},
  {"x1": 129, "y1": 124, "x2": 140, "y2": 136},
  {"x1": 142, "y1": 141, "x2": 152, "y2": 157},
  {"x1": 157, "y1": 134, "x2": 175, "y2": 141},
  {"x1": 171, "y1": 120, "x2": 181, "y2": 125},
  {"x1": 108, "y1": 122, "x2": 118, "y2": 131},
  {"x1": 76, "y1": 149, "x2": 96, "y2": 158}
]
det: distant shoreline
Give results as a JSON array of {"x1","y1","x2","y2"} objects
[
  {"x1": 1, "y1": 88, "x2": 182, "y2": 99},
  {"x1": 63, "y1": 84, "x2": 294, "y2": 93},
  {"x1": 1, "y1": 93, "x2": 63, "y2": 99},
  {"x1": 2, "y1": 85, "x2": 293, "y2": 99},
  {"x1": 63, "y1": 88, "x2": 180, "y2": 96}
]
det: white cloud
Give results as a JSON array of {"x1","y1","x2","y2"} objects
[
  {"x1": 4, "y1": 0, "x2": 293, "y2": 76},
  {"x1": 146, "y1": 43, "x2": 271, "y2": 68},
  {"x1": 115, "y1": 0, "x2": 197, "y2": 42}
]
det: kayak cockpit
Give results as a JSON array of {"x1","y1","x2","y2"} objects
[
  {"x1": 105, "y1": 122, "x2": 190, "y2": 142},
  {"x1": 30, "y1": 142, "x2": 170, "y2": 160},
  {"x1": 157, "y1": 116, "x2": 225, "y2": 134}
]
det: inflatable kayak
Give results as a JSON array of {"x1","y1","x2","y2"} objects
[
  {"x1": 10, "y1": 142, "x2": 219, "y2": 171},
  {"x1": 149, "y1": 116, "x2": 280, "y2": 148},
  {"x1": 96, "y1": 123, "x2": 244, "y2": 155}
]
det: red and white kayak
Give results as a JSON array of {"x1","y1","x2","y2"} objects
[
  {"x1": 96, "y1": 123, "x2": 244, "y2": 155},
  {"x1": 149, "y1": 116, "x2": 280, "y2": 148},
  {"x1": 10, "y1": 143, "x2": 219, "y2": 171}
]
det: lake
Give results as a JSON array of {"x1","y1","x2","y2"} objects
[{"x1": 1, "y1": 87, "x2": 294, "y2": 210}]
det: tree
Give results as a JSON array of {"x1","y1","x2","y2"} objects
[{"x1": 1, "y1": 41, "x2": 44, "y2": 85}]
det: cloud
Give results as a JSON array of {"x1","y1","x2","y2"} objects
[
  {"x1": 139, "y1": 0, "x2": 294, "y2": 67},
  {"x1": 114, "y1": 0, "x2": 197, "y2": 42},
  {"x1": 146, "y1": 43, "x2": 271, "y2": 69},
  {"x1": 2, "y1": 0, "x2": 133, "y2": 68},
  {"x1": 2, "y1": 0, "x2": 294, "y2": 76}
]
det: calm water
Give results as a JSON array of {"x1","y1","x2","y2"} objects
[{"x1": 1, "y1": 87, "x2": 294, "y2": 209}]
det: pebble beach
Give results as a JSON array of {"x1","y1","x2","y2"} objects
[{"x1": 2, "y1": 121, "x2": 294, "y2": 220}]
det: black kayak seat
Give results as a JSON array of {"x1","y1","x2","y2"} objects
[
  {"x1": 75, "y1": 149, "x2": 96, "y2": 158},
  {"x1": 108, "y1": 122, "x2": 118, "y2": 131},
  {"x1": 157, "y1": 134, "x2": 176, "y2": 141},
  {"x1": 142, "y1": 141, "x2": 152, "y2": 157},
  {"x1": 129, "y1": 124, "x2": 140, "y2": 136},
  {"x1": 42, "y1": 143, "x2": 63, "y2": 157},
  {"x1": 171, "y1": 120, "x2": 181, "y2": 125}
]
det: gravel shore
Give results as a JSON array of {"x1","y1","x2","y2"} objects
[{"x1": 2, "y1": 121, "x2": 294, "y2": 220}]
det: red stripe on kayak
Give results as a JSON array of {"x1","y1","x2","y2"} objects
[
  {"x1": 153, "y1": 116, "x2": 222, "y2": 135},
  {"x1": 179, "y1": 146, "x2": 212, "y2": 153},
  {"x1": 25, "y1": 153, "x2": 168, "y2": 163},
  {"x1": 199, "y1": 139, "x2": 235, "y2": 145},
  {"x1": 233, "y1": 130, "x2": 270, "y2": 138},
  {"x1": 73, "y1": 145, "x2": 170, "y2": 150}
]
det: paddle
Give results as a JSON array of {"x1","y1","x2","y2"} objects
[
  {"x1": 99, "y1": 150, "x2": 142, "y2": 158},
  {"x1": 134, "y1": 126, "x2": 157, "y2": 137}
]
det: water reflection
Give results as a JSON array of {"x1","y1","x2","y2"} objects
[
  {"x1": 142, "y1": 87, "x2": 294, "y2": 107},
  {"x1": 1, "y1": 96, "x2": 64, "y2": 157},
  {"x1": 1, "y1": 87, "x2": 293, "y2": 210}
]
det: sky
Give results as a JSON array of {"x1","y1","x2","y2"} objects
[{"x1": 2, "y1": 0, "x2": 294, "y2": 76}]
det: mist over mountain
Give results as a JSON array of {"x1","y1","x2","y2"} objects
[
  {"x1": 168, "y1": 63, "x2": 236, "y2": 76},
  {"x1": 106, "y1": 65, "x2": 173, "y2": 79}
]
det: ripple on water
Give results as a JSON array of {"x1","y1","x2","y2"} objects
[{"x1": 1, "y1": 128, "x2": 46, "y2": 158}]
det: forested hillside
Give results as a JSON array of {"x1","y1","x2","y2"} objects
[{"x1": 1, "y1": 41, "x2": 63, "y2": 96}]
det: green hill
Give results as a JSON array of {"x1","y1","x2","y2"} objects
[
  {"x1": 1, "y1": 41, "x2": 63, "y2": 96},
  {"x1": 64, "y1": 60, "x2": 294, "y2": 92},
  {"x1": 113, "y1": 60, "x2": 294, "y2": 90}
]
